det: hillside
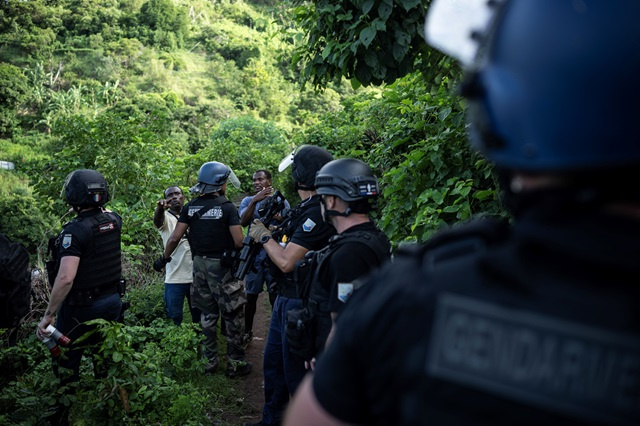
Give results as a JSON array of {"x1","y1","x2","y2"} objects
[
  {"x1": 0, "y1": 0, "x2": 361, "y2": 254},
  {"x1": 0, "y1": 1, "x2": 507, "y2": 423}
]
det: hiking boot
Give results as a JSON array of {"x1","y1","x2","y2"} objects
[
  {"x1": 241, "y1": 331, "x2": 253, "y2": 349},
  {"x1": 204, "y1": 357, "x2": 219, "y2": 375},
  {"x1": 227, "y1": 359, "x2": 252, "y2": 378}
]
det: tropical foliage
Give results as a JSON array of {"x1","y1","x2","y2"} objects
[{"x1": 0, "y1": 0, "x2": 506, "y2": 423}]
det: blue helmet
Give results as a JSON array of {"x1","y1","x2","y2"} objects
[
  {"x1": 191, "y1": 161, "x2": 240, "y2": 194},
  {"x1": 430, "y1": 0, "x2": 640, "y2": 172}
]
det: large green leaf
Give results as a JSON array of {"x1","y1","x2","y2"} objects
[{"x1": 359, "y1": 26, "x2": 377, "y2": 48}]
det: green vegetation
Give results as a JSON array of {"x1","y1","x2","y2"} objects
[
  {"x1": 0, "y1": 278, "x2": 239, "y2": 425},
  {"x1": 0, "y1": 0, "x2": 506, "y2": 423}
]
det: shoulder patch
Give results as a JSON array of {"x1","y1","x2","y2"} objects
[
  {"x1": 302, "y1": 218, "x2": 316, "y2": 232},
  {"x1": 98, "y1": 222, "x2": 115, "y2": 233},
  {"x1": 337, "y1": 283, "x2": 354, "y2": 303},
  {"x1": 62, "y1": 234, "x2": 72, "y2": 249}
]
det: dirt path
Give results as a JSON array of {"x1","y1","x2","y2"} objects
[{"x1": 230, "y1": 292, "x2": 271, "y2": 425}]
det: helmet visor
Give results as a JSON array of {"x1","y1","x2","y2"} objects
[
  {"x1": 61, "y1": 171, "x2": 75, "y2": 199},
  {"x1": 228, "y1": 168, "x2": 241, "y2": 189},
  {"x1": 425, "y1": 0, "x2": 500, "y2": 66},
  {"x1": 278, "y1": 149, "x2": 295, "y2": 172}
]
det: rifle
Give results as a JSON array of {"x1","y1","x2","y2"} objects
[{"x1": 233, "y1": 190, "x2": 287, "y2": 280}]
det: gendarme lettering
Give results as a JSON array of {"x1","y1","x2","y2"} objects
[
  {"x1": 427, "y1": 293, "x2": 640, "y2": 423},
  {"x1": 188, "y1": 205, "x2": 223, "y2": 219}
]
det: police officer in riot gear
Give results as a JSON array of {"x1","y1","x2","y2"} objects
[
  {"x1": 36, "y1": 169, "x2": 123, "y2": 422},
  {"x1": 285, "y1": 1, "x2": 640, "y2": 425},
  {"x1": 244, "y1": 145, "x2": 335, "y2": 426},
  {"x1": 287, "y1": 158, "x2": 391, "y2": 361},
  {"x1": 159, "y1": 161, "x2": 252, "y2": 378}
]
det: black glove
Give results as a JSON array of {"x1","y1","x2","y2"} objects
[{"x1": 153, "y1": 256, "x2": 171, "y2": 272}]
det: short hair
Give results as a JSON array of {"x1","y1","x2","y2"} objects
[
  {"x1": 164, "y1": 186, "x2": 183, "y2": 198},
  {"x1": 254, "y1": 169, "x2": 272, "y2": 180}
]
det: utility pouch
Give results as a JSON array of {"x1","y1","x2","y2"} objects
[
  {"x1": 117, "y1": 278, "x2": 126, "y2": 297},
  {"x1": 221, "y1": 249, "x2": 238, "y2": 269},
  {"x1": 285, "y1": 304, "x2": 317, "y2": 361},
  {"x1": 293, "y1": 251, "x2": 316, "y2": 299}
]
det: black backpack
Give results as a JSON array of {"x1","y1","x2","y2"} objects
[{"x1": 0, "y1": 233, "x2": 31, "y2": 328}]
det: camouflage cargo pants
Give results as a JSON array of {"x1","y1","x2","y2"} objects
[{"x1": 192, "y1": 256, "x2": 247, "y2": 362}]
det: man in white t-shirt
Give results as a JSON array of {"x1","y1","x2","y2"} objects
[{"x1": 153, "y1": 186, "x2": 200, "y2": 325}]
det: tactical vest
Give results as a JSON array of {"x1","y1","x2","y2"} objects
[
  {"x1": 287, "y1": 228, "x2": 391, "y2": 360},
  {"x1": 267, "y1": 205, "x2": 300, "y2": 289},
  {"x1": 388, "y1": 219, "x2": 640, "y2": 425},
  {"x1": 306, "y1": 229, "x2": 391, "y2": 314},
  {"x1": 186, "y1": 195, "x2": 233, "y2": 257},
  {"x1": 65, "y1": 212, "x2": 121, "y2": 290}
]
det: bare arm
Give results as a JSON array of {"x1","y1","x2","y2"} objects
[
  {"x1": 263, "y1": 240, "x2": 308, "y2": 273},
  {"x1": 284, "y1": 375, "x2": 352, "y2": 426},
  {"x1": 240, "y1": 187, "x2": 273, "y2": 227},
  {"x1": 36, "y1": 256, "x2": 80, "y2": 338},
  {"x1": 163, "y1": 222, "x2": 188, "y2": 259},
  {"x1": 230, "y1": 224, "x2": 244, "y2": 249},
  {"x1": 153, "y1": 199, "x2": 168, "y2": 228},
  {"x1": 240, "y1": 201, "x2": 258, "y2": 227}
]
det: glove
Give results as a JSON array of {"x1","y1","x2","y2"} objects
[
  {"x1": 248, "y1": 219, "x2": 271, "y2": 242},
  {"x1": 153, "y1": 256, "x2": 171, "y2": 272}
]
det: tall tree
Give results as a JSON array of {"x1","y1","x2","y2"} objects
[
  {"x1": 290, "y1": 0, "x2": 453, "y2": 88},
  {"x1": 0, "y1": 64, "x2": 28, "y2": 137}
]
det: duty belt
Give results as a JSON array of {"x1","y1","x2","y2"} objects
[
  {"x1": 278, "y1": 278, "x2": 299, "y2": 299},
  {"x1": 66, "y1": 280, "x2": 120, "y2": 306}
]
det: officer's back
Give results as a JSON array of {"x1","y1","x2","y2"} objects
[{"x1": 283, "y1": 1, "x2": 640, "y2": 425}]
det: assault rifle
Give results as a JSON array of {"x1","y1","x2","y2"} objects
[{"x1": 233, "y1": 190, "x2": 287, "y2": 280}]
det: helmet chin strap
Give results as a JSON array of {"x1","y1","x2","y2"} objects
[
  {"x1": 294, "y1": 182, "x2": 315, "y2": 191},
  {"x1": 323, "y1": 208, "x2": 351, "y2": 223}
]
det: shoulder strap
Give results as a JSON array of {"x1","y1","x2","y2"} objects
[
  {"x1": 329, "y1": 229, "x2": 391, "y2": 264},
  {"x1": 397, "y1": 218, "x2": 510, "y2": 272},
  {"x1": 302, "y1": 230, "x2": 389, "y2": 301},
  {"x1": 295, "y1": 244, "x2": 332, "y2": 300}
]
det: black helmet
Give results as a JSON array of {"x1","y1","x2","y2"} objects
[
  {"x1": 280, "y1": 145, "x2": 333, "y2": 189},
  {"x1": 64, "y1": 169, "x2": 110, "y2": 208},
  {"x1": 315, "y1": 159, "x2": 379, "y2": 201},
  {"x1": 191, "y1": 161, "x2": 240, "y2": 195}
]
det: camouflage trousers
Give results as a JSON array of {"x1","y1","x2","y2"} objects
[{"x1": 192, "y1": 256, "x2": 247, "y2": 362}]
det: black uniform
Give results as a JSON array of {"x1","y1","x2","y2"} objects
[
  {"x1": 179, "y1": 194, "x2": 239, "y2": 257},
  {"x1": 261, "y1": 194, "x2": 335, "y2": 426},
  {"x1": 54, "y1": 209, "x2": 123, "y2": 381},
  {"x1": 307, "y1": 221, "x2": 391, "y2": 356},
  {"x1": 313, "y1": 206, "x2": 640, "y2": 425}
]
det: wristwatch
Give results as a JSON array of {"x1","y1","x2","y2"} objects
[{"x1": 260, "y1": 235, "x2": 272, "y2": 244}]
